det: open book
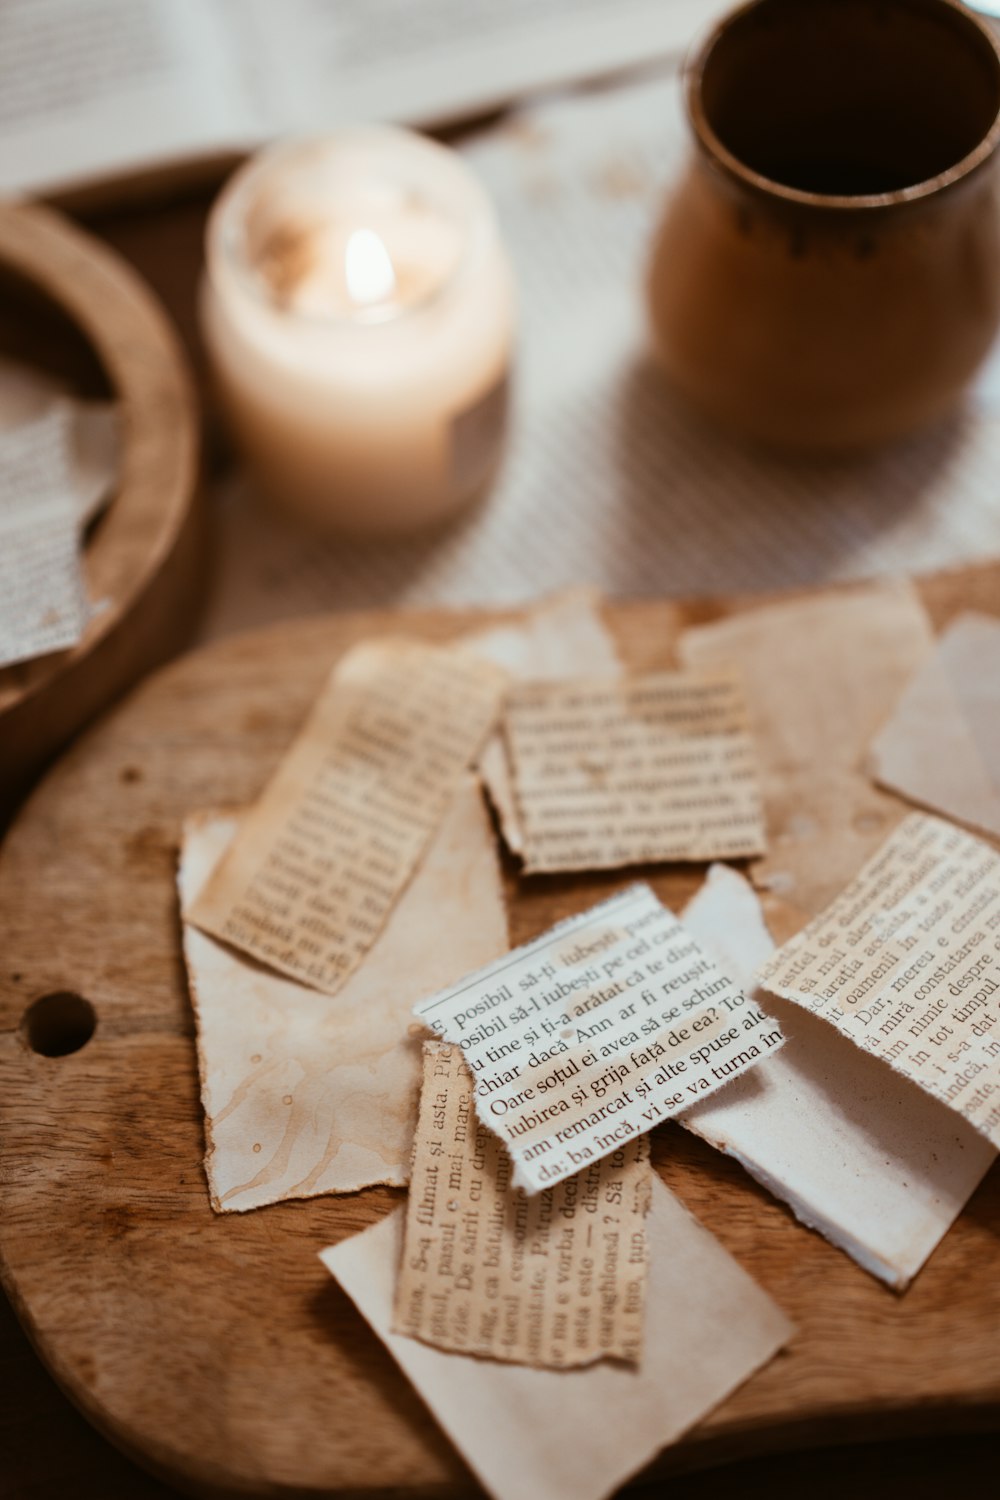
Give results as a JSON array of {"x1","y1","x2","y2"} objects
[{"x1": 0, "y1": 0, "x2": 720, "y2": 197}]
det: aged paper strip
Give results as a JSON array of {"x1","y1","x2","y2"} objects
[
  {"x1": 179, "y1": 778, "x2": 508, "y2": 1210},
  {"x1": 0, "y1": 407, "x2": 90, "y2": 668},
  {"x1": 394, "y1": 1041, "x2": 650, "y2": 1368},
  {"x1": 462, "y1": 589, "x2": 622, "y2": 855},
  {"x1": 189, "y1": 638, "x2": 506, "y2": 995},
  {"x1": 871, "y1": 612, "x2": 1000, "y2": 841},
  {"x1": 679, "y1": 580, "x2": 934, "y2": 914},
  {"x1": 503, "y1": 669, "x2": 766, "y2": 872},
  {"x1": 322, "y1": 1178, "x2": 792, "y2": 1500},
  {"x1": 414, "y1": 883, "x2": 784, "y2": 1193},
  {"x1": 681, "y1": 864, "x2": 994, "y2": 1288},
  {"x1": 757, "y1": 813, "x2": 1000, "y2": 1148}
]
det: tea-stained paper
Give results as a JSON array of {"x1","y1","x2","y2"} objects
[
  {"x1": 322, "y1": 1178, "x2": 792, "y2": 1500},
  {"x1": 504, "y1": 670, "x2": 766, "y2": 873},
  {"x1": 189, "y1": 638, "x2": 506, "y2": 995},
  {"x1": 180, "y1": 778, "x2": 509, "y2": 1210},
  {"x1": 757, "y1": 813, "x2": 1000, "y2": 1148},
  {"x1": 414, "y1": 883, "x2": 785, "y2": 1193},
  {"x1": 462, "y1": 589, "x2": 622, "y2": 855},
  {"x1": 394, "y1": 1041, "x2": 651, "y2": 1368},
  {"x1": 0, "y1": 407, "x2": 89, "y2": 667},
  {"x1": 679, "y1": 580, "x2": 934, "y2": 913},
  {"x1": 871, "y1": 612, "x2": 1000, "y2": 841},
  {"x1": 681, "y1": 864, "x2": 995, "y2": 1289}
]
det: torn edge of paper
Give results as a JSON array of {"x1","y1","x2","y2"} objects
[
  {"x1": 393, "y1": 1039, "x2": 651, "y2": 1368},
  {"x1": 503, "y1": 668, "x2": 767, "y2": 873},
  {"x1": 188, "y1": 636, "x2": 507, "y2": 996},
  {"x1": 414, "y1": 882, "x2": 784, "y2": 1194},
  {"x1": 756, "y1": 812, "x2": 1000, "y2": 1149}
]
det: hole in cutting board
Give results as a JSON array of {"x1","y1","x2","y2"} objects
[{"x1": 21, "y1": 992, "x2": 97, "y2": 1056}]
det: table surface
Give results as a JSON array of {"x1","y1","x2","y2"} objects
[{"x1": 2, "y1": 140, "x2": 999, "y2": 1500}]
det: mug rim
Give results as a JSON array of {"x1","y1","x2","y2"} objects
[{"x1": 685, "y1": 0, "x2": 1000, "y2": 212}]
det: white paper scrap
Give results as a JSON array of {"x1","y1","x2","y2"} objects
[
  {"x1": 871, "y1": 611, "x2": 1000, "y2": 841},
  {"x1": 414, "y1": 883, "x2": 785, "y2": 1193},
  {"x1": 680, "y1": 864, "x2": 995, "y2": 1289},
  {"x1": 321, "y1": 1177, "x2": 792, "y2": 1500}
]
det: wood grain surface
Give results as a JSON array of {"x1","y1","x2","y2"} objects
[
  {"x1": 0, "y1": 200, "x2": 203, "y2": 796},
  {"x1": 1, "y1": 567, "x2": 1000, "y2": 1499}
]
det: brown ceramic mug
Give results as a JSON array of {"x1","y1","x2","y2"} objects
[{"x1": 647, "y1": 0, "x2": 1000, "y2": 450}]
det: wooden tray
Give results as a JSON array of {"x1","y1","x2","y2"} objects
[
  {"x1": 0, "y1": 200, "x2": 202, "y2": 798},
  {"x1": 2, "y1": 568, "x2": 999, "y2": 1499}
]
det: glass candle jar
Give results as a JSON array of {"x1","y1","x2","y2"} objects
[{"x1": 201, "y1": 127, "x2": 515, "y2": 533}]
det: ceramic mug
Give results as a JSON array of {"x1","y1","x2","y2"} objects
[{"x1": 648, "y1": 0, "x2": 1000, "y2": 450}]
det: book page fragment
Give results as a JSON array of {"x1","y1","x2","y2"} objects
[
  {"x1": 680, "y1": 864, "x2": 995, "y2": 1289},
  {"x1": 179, "y1": 778, "x2": 508, "y2": 1210},
  {"x1": 322, "y1": 1177, "x2": 792, "y2": 1500},
  {"x1": 189, "y1": 638, "x2": 506, "y2": 995},
  {"x1": 871, "y1": 612, "x2": 1000, "y2": 841},
  {"x1": 0, "y1": 356, "x2": 118, "y2": 527},
  {"x1": 394, "y1": 1041, "x2": 650, "y2": 1368},
  {"x1": 758, "y1": 813, "x2": 1000, "y2": 1148},
  {"x1": 414, "y1": 883, "x2": 785, "y2": 1193},
  {"x1": 679, "y1": 580, "x2": 934, "y2": 914},
  {"x1": 0, "y1": 408, "x2": 89, "y2": 667},
  {"x1": 504, "y1": 670, "x2": 766, "y2": 873},
  {"x1": 462, "y1": 589, "x2": 622, "y2": 855}
]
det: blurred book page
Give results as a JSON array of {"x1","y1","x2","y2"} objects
[
  {"x1": 681, "y1": 864, "x2": 995, "y2": 1290},
  {"x1": 0, "y1": 0, "x2": 256, "y2": 195},
  {"x1": 247, "y1": 0, "x2": 717, "y2": 133},
  {"x1": 871, "y1": 612, "x2": 1000, "y2": 840},
  {"x1": 0, "y1": 0, "x2": 719, "y2": 194},
  {"x1": 323, "y1": 1178, "x2": 792, "y2": 1500}
]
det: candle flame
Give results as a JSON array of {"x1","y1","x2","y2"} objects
[{"x1": 344, "y1": 227, "x2": 396, "y2": 306}]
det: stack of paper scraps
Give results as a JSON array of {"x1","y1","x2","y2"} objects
[
  {"x1": 178, "y1": 582, "x2": 1000, "y2": 1500},
  {"x1": 0, "y1": 355, "x2": 117, "y2": 670}
]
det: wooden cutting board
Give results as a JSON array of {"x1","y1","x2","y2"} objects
[{"x1": 2, "y1": 566, "x2": 1000, "y2": 1499}]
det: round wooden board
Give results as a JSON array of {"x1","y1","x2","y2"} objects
[
  {"x1": 2, "y1": 568, "x2": 1000, "y2": 1499},
  {"x1": 0, "y1": 200, "x2": 202, "y2": 794}
]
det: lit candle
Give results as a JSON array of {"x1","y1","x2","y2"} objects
[{"x1": 201, "y1": 128, "x2": 515, "y2": 533}]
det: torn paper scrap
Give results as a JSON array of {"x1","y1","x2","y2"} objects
[
  {"x1": 0, "y1": 371, "x2": 117, "y2": 527},
  {"x1": 394, "y1": 1040, "x2": 651, "y2": 1368},
  {"x1": 678, "y1": 580, "x2": 934, "y2": 913},
  {"x1": 680, "y1": 864, "x2": 995, "y2": 1289},
  {"x1": 322, "y1": 1178, "x2": 792, "y2": 1500},
  {"x1": 757, "y1": 813, "x2": 1000, "y2": 1149},
  {"x1": 871, "y1": 612, "x2": 1000, "y2": 841},
  {"x1": 0, "y1": 408, "x2": 89, "y2": 668},
  {"x1": 179, "y1": 778, "x2": 508, "y2": 1210},
  {"x1": 414, "y1": 883, "x2": 785, "y2": 1194},
  {"x1": 461, "y1": 588, "x2": 622, "y2": 855},
  {"x1": 503, "y1": 669, "x2": 766, "y2": 873},
  {"x1": 189, "y1": 638, "x2": 506, "y2": 996}
]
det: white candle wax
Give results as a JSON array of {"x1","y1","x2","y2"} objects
[{"x1": 201, "y1": 128, "x2": 515, "y2": 534}]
